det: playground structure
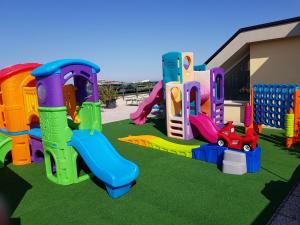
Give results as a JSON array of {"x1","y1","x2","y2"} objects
[
  {"x1": 127, "y1": 51, "x2": 262, "y2": 174},
  {"x1": 0, "y1": 59, "x2": 139, "y2": 198},
  {"x1": 130, "y1": 51, "x2": 225, "y2": 142},
  {"x1": 246, "y1": 84, "x2": 300, "y2": 149}
]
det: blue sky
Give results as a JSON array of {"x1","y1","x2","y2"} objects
[{"x1": 0, "y1": 0, "x2": 299, "y2": 82}]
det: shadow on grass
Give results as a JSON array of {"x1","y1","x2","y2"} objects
[
  {"x1": 0, "y1": 167, "x2": 32, "y2": 225},
  {"x1": 259, "y1": 133, "x2": 286, "y2": 147},
  {"x1": 91, "y1": 176, "x2": 107, "y2": 192},
  {"x1": 76, "y1": 154, "x2": 91, "y2": 177},
  {"x1": 146, "y1": 118, "x2": 167, "y2": 136},
  {"x1": 259, "y1": 132, "x2": 300, "y2": 156},
  {"x1": 91, "y1": 176, "x2": 137, "y2": 197},
  {"x1": 234, "y1": 126, "x2": 285, "y2": 145},
  {"x1": 235, "y1": 126, "x2": 299, "y2": 153},
  {"x1": 288, "y1": 143, "x2": 300, "y2": 157},
  {"x1": 147, "y1": 117, "x2": 208, "y2": 143},
  {"x1": 252, "y1": 165, "x2": 300, "y2": 225}
]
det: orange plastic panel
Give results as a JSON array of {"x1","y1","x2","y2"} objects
[
  {"x1": 0, "y1": 104, "x2": 5, "y2": 129},
  {"x1": 63, "y1": 84, "x2": 80, "y2": 124},
  {"x1": 1, "y1": 71, "x2": 36, "y2": 132},
  {"x1": 294, "y1": 90, "x2": 300, "y2": 136},
  {"x1": 286, "y1": 137, "x2": 293, "y2": 149},
  {"x1": 0, "y1": 64, "x2": 39, "y2": 132},
  {"x1": 245, "y1": 88, "x2": 254, "y2": 133},
  {"x1": 23, "y1": 87, "x2": 39, "y2": 124},
  {"x1": 11, "y1": 134, "x2": 31, "y2": 165},
  {"x1": 287, "y1": 90, "x2": 300, "y2": 148},
  {"x1": 254, "y1": 123, "x2": 262, "y2": 134}
]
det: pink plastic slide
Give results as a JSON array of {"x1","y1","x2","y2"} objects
[
  {"x1": 130, "y1": 81, "x2": 163, "y2": 125},
  {"x1": 189, "y1": 113, "x2": 220, "y2": 143}
]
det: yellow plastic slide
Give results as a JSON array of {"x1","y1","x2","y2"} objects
[{"x1": 118, "y1": 135, "x2": 199, "y2": 158}]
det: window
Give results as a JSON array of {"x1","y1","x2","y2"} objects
[
  {"x1": 170, "y1": 87, "x2": 182, "y2": 117},
  {"x1": 37, "y1": 84, "x2": 46, "y2": 102},
  {"x1": 224, "y1": 55, "x2": 250, "y2": 101},
  {"x1": 189, "y1": 86, "x2": 198, "y2": 116},
  {"x1": 215, "y1": 74, "x2": 222, "y2": 100}
]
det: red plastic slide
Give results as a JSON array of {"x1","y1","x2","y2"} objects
[
  {"x1": 130, "y1": 81, "x2": 163, "y2": 125},
  {"x1": 189, "y1": 113, "x2": 220, "y2": 143}
]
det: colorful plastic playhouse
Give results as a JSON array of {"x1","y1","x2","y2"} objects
[
  {"x1": 246, "y1": 84, "x2": 300, "y2": 148},
  {"x1": 0, "y1": 59, "x2": 139, "y2": 198},
  {"x1": 125, "y1": 52, "x2": 226, "y2": 157},
  {"x1": 0, "y1": 63, "x2": 41, "y2": 167},
  {"x1": 125, "y1": 51, "x2": 261, "y2": 174},
  {"x1": 130, "y1": 51, "x2": 225, "y2": 142}
]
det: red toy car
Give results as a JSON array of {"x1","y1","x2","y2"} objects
[{"x1": 217, "y1": 121, "x2": 258, "y2": 151}]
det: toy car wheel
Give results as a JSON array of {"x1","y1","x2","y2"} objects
[
  {"x1": 217, "y1": 139, "x2": 225, "y2": 147},
  {"x1": 243, "y1": 144, "x2": 251, "y2": 152}
]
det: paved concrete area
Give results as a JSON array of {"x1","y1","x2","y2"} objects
[
  {"x1": 268, "y1": 182, "x2": 300, "y2": 225},
  {"x1": 101, "y1": 94, "x2": 149, "y2": 124}
]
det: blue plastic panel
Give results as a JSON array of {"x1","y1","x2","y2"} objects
[
  {"x1": 192, "y1": 144, "x2": 261, "y2": 173},
  {"x1": 253, "y1": 84, "x2": 298, "y2": 128},
  {"x1": 162, "y1": 52, "x2": 182, "y2": 84},
  {"x1": 245, "y1": 145, "x2": 261, "y2": 173},
  {"x1": 192, "y1": 144, "x2": 227, "y2": 166},
  {"x1": 28, "y1": 128, "x2": 42, "y2": 139},
  {"x1": 0, "y1": 128, "x2": 28, "y2": 136},
  {"x1": 194, "y1": 64, "x2": 206, "y2": 71}
]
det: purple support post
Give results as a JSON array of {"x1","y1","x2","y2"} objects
[
  {"x1": 30, "y1": 136, "x2": 56, "y2": 171},
  {"x1": 210, "y1": 68, "x2": 224, "y2": 128},
  {"x1": 30, "y1": 136, "x2": 44, "y2": 163},
  {"x1": 183, "y1": 81, "x2": 201, "y2": 140}
]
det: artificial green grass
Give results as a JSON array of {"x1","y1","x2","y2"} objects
[{"x1": 1, "y1": 118, "x2": 300, "y2": 225}]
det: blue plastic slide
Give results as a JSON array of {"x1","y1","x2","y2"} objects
[{"x1": 68, "y1": 130, "x2": 139, "y2": 198}]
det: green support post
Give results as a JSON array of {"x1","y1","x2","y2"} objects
[
  {"x1": 0, "y1": 134, "x2": 12, "y2": 168},
  {"x1": 39, "y1": 106, "x2": 89, "y2": 185},
  {"x1": 78, "y1": 102, "x2": 102, "y2": 132}
]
